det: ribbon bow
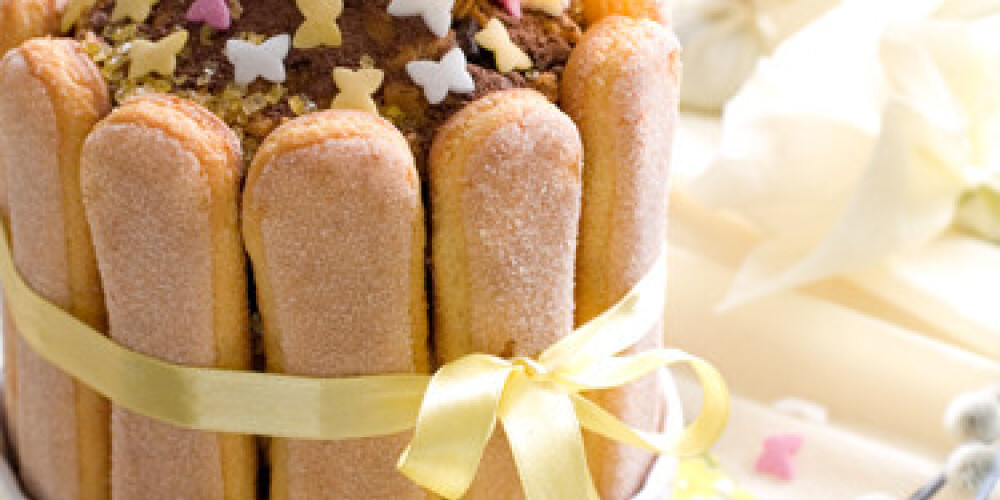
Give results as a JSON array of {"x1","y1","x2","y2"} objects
[
  {"x1": 0, "y1": 220, "x2": 727, "y2": 500},
  {"x1": 398, "y1": 255, "x2": 730, "y2": 500}
]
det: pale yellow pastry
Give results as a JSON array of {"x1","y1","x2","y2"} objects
[
  {"x1": 80, "y1": 95, "x2": 256, "y2": 500},
  {"x1": 430, "y1": 89, "x2": 583, "y2": 499},
  {"x1": 563, "y1": 15, "x2": 681, "y2": 500},
  {"x1": 0, "y1": 37, "x2": 110, "y2": 500},
  {"x1": 243, "y1": 110, "x2": 430, "y2": 500}
]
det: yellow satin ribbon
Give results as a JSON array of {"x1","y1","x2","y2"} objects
[{"x1": 0, "y1": 223, "x2": 729, "y2": 500}]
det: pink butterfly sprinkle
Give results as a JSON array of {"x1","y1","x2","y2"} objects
[
  {"x1": 497, "y1": 0, "x2": 522, "y2": 18},
  {"x1": 186, "y1": 0, "x2": 231, "y2": 30},
  {"x1": 755, "y1": 434, "x2": 805, "y2": 481}
]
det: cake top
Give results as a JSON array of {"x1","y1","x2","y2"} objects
[{"x1": 62, "y1": 0, "x2": 585, "y2": 165}]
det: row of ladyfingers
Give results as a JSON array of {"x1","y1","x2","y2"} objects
[{"x1": 0, "y1": 15, "x2": 679, "y2": 500}]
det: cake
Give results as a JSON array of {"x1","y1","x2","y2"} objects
[{"x1": 0, "y1": 0, "x2": 680, "y2": 498}]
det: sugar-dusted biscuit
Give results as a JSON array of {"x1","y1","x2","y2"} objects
[
  {"x1": 81, "y1": 95, "x2": 256, "y2": 500},
  {"x1": 0, "y1": 37, "x2": 110, "y2": 500},
  {"x1": 430, "y1": 89, "x2": 583, "y2": 499},
  {"x1": 243, "y1": 110, "x2": 430, "y2": 500},
  {"x1": 563, "y1": 16, "x2": 681, "y2": 500}
]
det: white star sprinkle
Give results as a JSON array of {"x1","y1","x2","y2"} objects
[
  {"x1": 406, "y1": 47, "x2": 475, "y2": 105},
  {"x1": 387, "y1": 0, "x2": 455, "y2": 38},
  {"x1": 225, "y1": 34, "x2": 291, "y2": 86}
]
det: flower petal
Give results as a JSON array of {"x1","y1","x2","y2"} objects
[{"x1": 718, "y1": 99, "x2": 966, "y2": 307}]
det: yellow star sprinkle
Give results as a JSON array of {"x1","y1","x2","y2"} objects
[
  {"x1": 293, "y1": 0, "x2": 344, "y2": 49},
  {"x1": 128, "y1": 30, "x2": 189, "y2": 79},
  {"x1": 330, "y1": 67, "x2": 384, "y2": 114},
  {"x1": 474, "y1": 18, "x2": 532, "y2": 74},
  {"x1": 61, "y1": 0, "x2": 98, "y2": 32},
  {"x1": 112, "y1": 0, "x2": 160, "y2": 23}
]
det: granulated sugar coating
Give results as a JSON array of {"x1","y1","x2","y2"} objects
[
  {"x1": 562, "y1": 16, "x2": 680, "y2": 500},
  {"x1": 81, "y1": 94, "x2": 254, "y2": 499},
  {"x1": 242, "y1": 111, "x2": 428, "y2": 499},
  {"x1": 430, "y1": 89, "x2": 583, "y2": 499}
]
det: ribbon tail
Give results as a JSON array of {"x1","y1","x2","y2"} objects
[
  {"x1": 571, "y1": 353, "x2": 729, "y2": 457},
  {"x1": 397, "y1": 355, "x2": 512, "y2": 499},
  {"x1": 500, "y1": 372, "x2": 600, "y2": 500},
  {"x1": 541, "y1": 250, "x2": 667, "y2": 370}
]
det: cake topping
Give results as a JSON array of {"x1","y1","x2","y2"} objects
[
  {"x1": 67, "y1": 0, "x2": 584, "y2": 164},
  {"x1": 185, "y1": 0, "x2": 232, "y2": 31},
  {"x1": 497, "y1": 0, "x2": 522, "y2": 18},
  {"x1": 523, "y1": 0, "x2": 569, "y2": 16},
  {"x1": 406, "y1": 46, "x2": 475, "y2": 105},
  {"x1": 292, "y1": 0, "x2": 344, "y2": 49},
  {"x1": 129, "y1": 30, "x2": 188, "y2": 78},
  {"x1": 475, "y1": 18, "x2": 531, "y2": 73},
  {"x1": 112, "y1": 0, "x2": 159, "y2": 23},
  {"x1": 62, "y1": 0, "x2": 98, "y2": 32},
  {"x1": 387, "y1": 0, "x2": 455, "y2": 38},
  {"x1": 331, "y1": 67, "x2": 384, "y2": 114},
  {"x1": 226, "y1": 34, "x2": 291, "y2": 85}
]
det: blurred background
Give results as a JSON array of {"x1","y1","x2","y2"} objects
[{"x1": 666, "y1": 0, "x2": 1000, "y2": 498}]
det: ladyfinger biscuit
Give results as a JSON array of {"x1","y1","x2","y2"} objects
[
  {"x1": 0, "y1": 38, "x2": 109, "y2": 500},
  {"x1": 562, "y1": 16, "x2": 681, "y2": 500},
  {"x1": 2, "y1": 0, "x2": 68, "y2": 437},
  {"x1": 81, "y1": 95, "x2": 255, "y2": 500},
  {"x1": 243, "y1": 110, "x2": 429, "y2": 500},
  {"x1": 430, "y1": 89, "x2": 583, "y2": 499},
  {"x1": 0, "y1": 0, "x2": 64, "y2": 56}
]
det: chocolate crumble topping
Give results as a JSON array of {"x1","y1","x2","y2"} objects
[{"x1": 72, "y1": 0, "x2": 583, "y2": 166}]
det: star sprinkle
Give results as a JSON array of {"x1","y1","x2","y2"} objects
[
  {"x1": 330, "y1": 67, "x2": 384, "y2": 114},
  {"x1": 226, "y1": 34, "x2": 291, "y2": 86},
  {"x1": 128, "y1": 30, "x2": 189, "y2": 79},
  {"x1": 112, "y1": 0, "x2": 160, "y2": 23},
  {"x1": 293, "y1": 0, "x2": 343, "y2": 49},
  {"x1": 61, "y1": 0, "x2": 97, "y2": 32},
  {"x1": 186, "y1": 0, "x2": 232, "y2": 30},
  {"x1": 498, "y1": 0, "x2": 522, "y2": 18},
  {"x1": 475, "y1": 18, "x2": 532, "y2": 73},
  {"x1": 755, "y1": 434, "x2": 804, "y2": 481},
  {"x1": 406, "y1": 47, "x2": 475, "y2": 105},
  {"x1": 522, "y1": 0, "x2": 570, "y2": 16},
  {"x1": 387, "y1": 0, "x2": 455, "y2": 38}
]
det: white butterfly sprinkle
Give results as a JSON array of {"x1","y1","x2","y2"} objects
[
  {"x1": 225, "y1": 34, "x2": 291, "y2": 86},
  {"x1": 387, "y1": 0, "x2": 455, "y2": 39},
  {"x1": 406, "y1": 47, "x2": 475, "y2": 105}
]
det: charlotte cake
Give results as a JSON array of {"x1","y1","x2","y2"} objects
[{"x1": 0, "y1": 0, "x2": 679, "y2": 498}]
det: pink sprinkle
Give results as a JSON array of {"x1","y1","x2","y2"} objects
[
  {"x1": 186, "y1": 0, "x2": 231, "y2": 30},
  {"x1": 755, "y1": 434, "x2": 805, "y2": 481},
  {"x1": 497, "y1": 0, "x2": 522, "y2": 18}
]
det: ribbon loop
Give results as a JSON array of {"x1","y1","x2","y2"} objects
[
  {"x1": 0, "y1": 222, "x2": 729, "y2": 500},
  {"x1": 397, "y1": 354, "x2": 513, "y2": 499}
]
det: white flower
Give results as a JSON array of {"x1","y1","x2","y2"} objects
[
  {"x1": 675, "y1": 0, "x2": 840, "y2": 113},
  {"x1": 683, "y1": 0, "x2": 1000, "y2": 353}
]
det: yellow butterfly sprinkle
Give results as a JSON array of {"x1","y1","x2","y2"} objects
[
  {"x1": 330, "y1": 67, "x2": 384, "y2": 114},
  {"x1": 293, "y1": 0, "x2": 344, "y2": 49},
  {"x1": 112, "y1": 0, "x2": 160, "y2": 23},
  {"x1": 128, "y1": 30, "x2": 189, "y2": 79},
  {"x1": 474, "y1": 18, "x2": 532, "y2": 73}
]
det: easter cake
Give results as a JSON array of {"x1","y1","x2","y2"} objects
[{"x1": 0, "y1": 0, "x2": 679, "y2": 498}]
